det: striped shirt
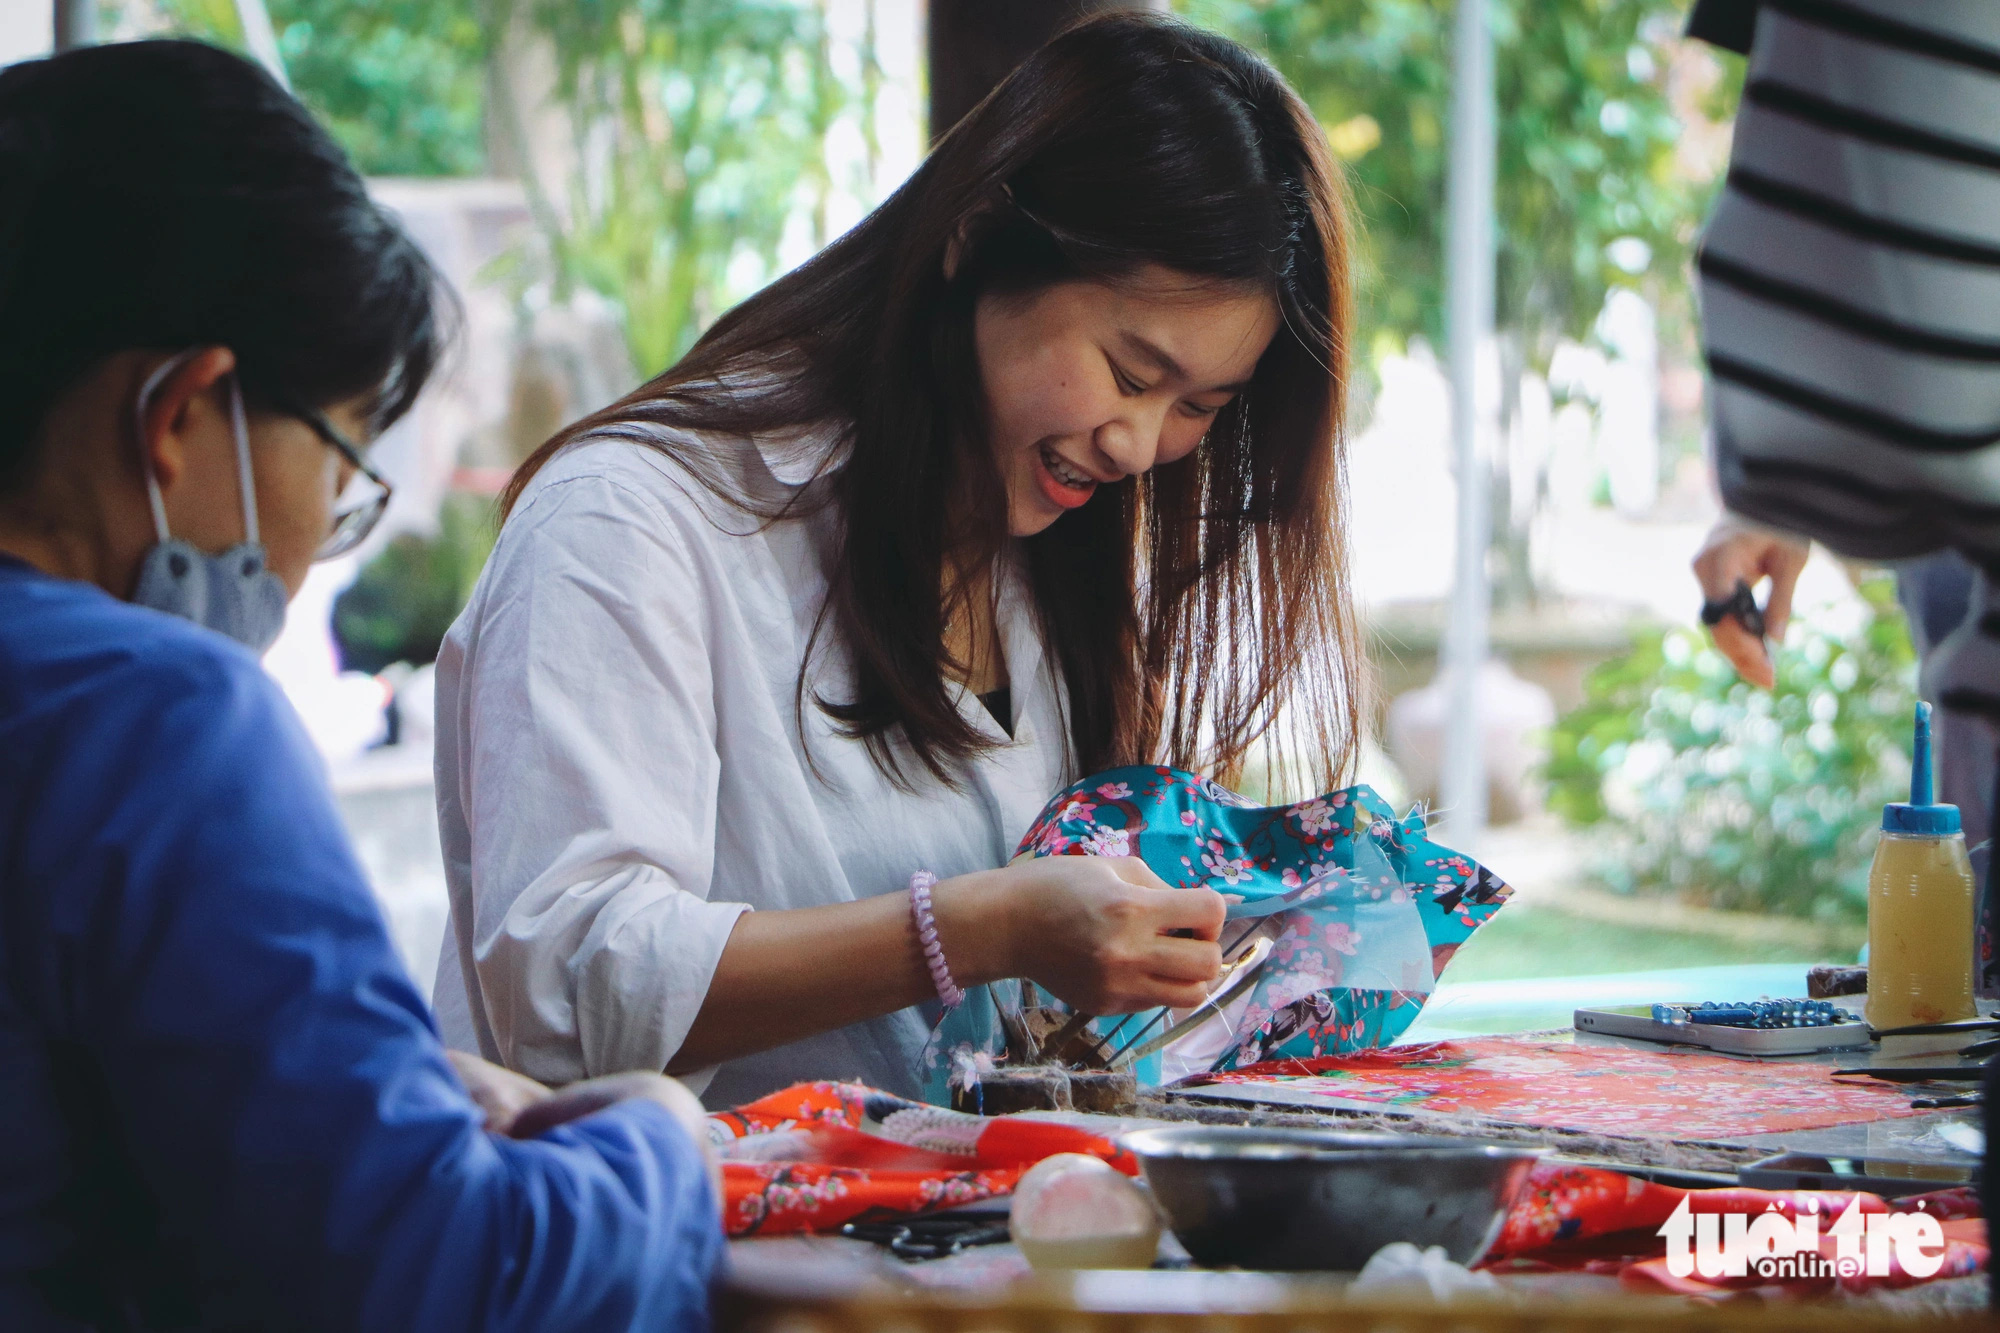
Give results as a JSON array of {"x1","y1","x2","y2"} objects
[{"x1": 1695, "y1": 0, "x2": 2000, "y2": 566}]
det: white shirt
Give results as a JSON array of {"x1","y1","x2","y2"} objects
[{"x1": 431, "y1": 424, "x2": 1070, "y2": 1105}]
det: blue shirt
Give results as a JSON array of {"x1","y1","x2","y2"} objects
[{"x1": 0, "y1": 556, "x2": 722, "y2": 1331}]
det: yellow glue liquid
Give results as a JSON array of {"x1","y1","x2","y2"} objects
[{"x1": 1864, "y1": 830, "x2": 1975, "y2": 1032}]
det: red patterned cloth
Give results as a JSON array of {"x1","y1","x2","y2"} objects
[
  {"x1": 710, "y1": 1083, "x2": 1985, "y2": 1297},
  {"x1": 1184, "y1": 1036, "x2": 1926, "y2": 1138},
  {"x1": 1491, "y1": 1162, "x2": 1889, "y2": 1257},
  {"x1": 1490, "y1": 1165, "x2": 1985, "y2": 1296},
  {"x1": 709, "y1": 1082, "x2": 1136, "y2": 1236}
]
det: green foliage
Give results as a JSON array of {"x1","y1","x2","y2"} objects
[
  {"x1": 146, "y1": 0, "x2": 488, "y2": 176},
  {"x1": 133, "y1": 0, "x2": 865, "y2": 371},
  {"x1": 495, "y1": 0, "x2": 858, "y2": 376},
  {"x1": 135, "y1": 0, "x2": 1726, "y2": 419},
  {"x1": 1544, "y1": 577, "x2": 1919, "y2": 924},
  {"x1": 273, "y1": 0, "x2": 487, "y2": 176},
  {"x1": 1181, "y1": 0, "x2": 1733, "y2": 367},
  {"x1": 331, "y1": 493, "x2": 498, "y2": 672}
]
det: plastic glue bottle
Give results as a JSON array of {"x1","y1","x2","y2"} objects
[{"x1": 1865, "y1": 701, "x2": 1977, "y2": 1043}]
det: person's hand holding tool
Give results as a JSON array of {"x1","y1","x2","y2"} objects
[
  {"x1": 1691, "y1": 516, "x2": 1810, "y2": 689},
  {"x1": 984, "y1": 855, "x2": 1226, "y2": 1015}
]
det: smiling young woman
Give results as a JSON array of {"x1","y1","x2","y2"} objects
[{"x1": 435, "y1": 12, "x2": 1362, "y2": 1106}]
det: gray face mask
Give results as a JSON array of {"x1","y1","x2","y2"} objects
[{"x1": 129, "y1": 355, "x2": 290, "y2": 652}]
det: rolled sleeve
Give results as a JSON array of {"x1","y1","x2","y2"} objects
[
  {"x1": 450, "y1": 462, "x2": 751, "y2": 1087},
  {"x1": 484, "y1": 864, "x2": 748, "y2": 1090}
]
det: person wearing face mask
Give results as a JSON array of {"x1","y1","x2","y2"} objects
[
  {"x1": 434, "y1": 12, "x2": 1363, "y2": 1107},
  {"x1": 0, "y1": 41, "x2": 721, "y2": 1332},
  {"x1": 123, "y1": 349, "x2": 351, "y2": 649}
]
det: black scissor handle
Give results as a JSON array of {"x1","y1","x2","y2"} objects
[{"x1": 1699, "y1": 578, "x2": 1766, "y2": 638}]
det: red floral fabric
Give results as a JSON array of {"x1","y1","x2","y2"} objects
[
  {"x1": 710, "y1": 1082, "x2": 1136, "y2": 1237},
  {"x1": 1491, "y1": 1163, "x2": 1889, "y2": 1257},
  {"x1": 1184, "y1": 1036, "x2": 1927, "y2": 1138},
  {"x1": 1490, "y1": 1165, "x2": 1985, "y2": 1296},
  {"x1": 711, "y1": 1083, "x2": 1985, "y2": 1297}
]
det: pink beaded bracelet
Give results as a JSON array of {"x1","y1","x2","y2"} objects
[{"x1": 907, "y1": 870, "x2": 965, "y2": 1011}]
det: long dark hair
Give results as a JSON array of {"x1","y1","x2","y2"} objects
[
  {"x1": 0, "y1": 40, "x2": 442, "y2": 491},
  {"x1": 506, "y1": 12, "x2": 1361, "y2": 793}
]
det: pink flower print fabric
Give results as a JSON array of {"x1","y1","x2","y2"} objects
[{"x1": 1015, "y1": 765, "x2": 1513, "y2": 1069}]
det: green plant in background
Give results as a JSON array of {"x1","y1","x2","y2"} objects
[
  {"x1": 1180, "y1": 0, "x2": 1726, "y2": 371},
  {"x1": 137, "y1": 0, "x2": 1711, "y2": 410},
  {"x1": 146, "y1": 0, "x2": 488, "y2": 176},
  {"x1": 274, "y1": 0, "x2": 487, "y2": 175},
  {"x1": 129, "y1": 0, "x2": 869, "y2": 376},
  {"x1": 1184, "y1": 0, "x2": 1742, "y2": 613},
  {"x1": 1545, "y1": 576, "x2": 1918, "y2": 924},
  {"x1": 492, "y1": 0, "x2": 866, "y2": 377},
  {"x1": 332, "y1": 494, "x2": 499, "y2": 673}
]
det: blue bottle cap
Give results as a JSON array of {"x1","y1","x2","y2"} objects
[{"x1": 1884, "y1": 701, "x2": 1961, "y2": 835}]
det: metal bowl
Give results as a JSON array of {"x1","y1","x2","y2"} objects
[{"x1": 1121, "y1": 1125, "x2": 1543, "y2": 1272}]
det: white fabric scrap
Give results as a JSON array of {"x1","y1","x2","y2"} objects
[{"x1": 1350, "y1": 1243, "x2": 1502, "y2": 1302}]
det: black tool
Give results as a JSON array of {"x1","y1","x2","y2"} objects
[
  {"x1": 1871, "y1": 1017, "x2": 2000, "y2": 1039},
  {"x1": 1699, "y1": 579, "x2": 1766, "y2": 638},
  {"x1": 1831, "y1": 1065, "x2": 1986, "y2": 1082},
  {"x1": 1910, "y1": 1093, "x2": 1983, "y2": 1109},
  {"x1": 839, "y1": 1214, "x2": 1012, "y2": 1262}
]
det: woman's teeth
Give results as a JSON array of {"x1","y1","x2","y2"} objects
[{"x1": 1041, "y1": 446, "x2": 1094, "y2": 490}]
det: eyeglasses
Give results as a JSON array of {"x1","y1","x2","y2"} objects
[{"x1": 288, "y1": 406, "x2": 394, "y2": 561}]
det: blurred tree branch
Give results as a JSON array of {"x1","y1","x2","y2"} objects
[
  {"x1": 1184, "y1": 0, "x2": 1736, "y2": 371},
  {"x1": 484, "y1": 0, "x2": 857, "y2": 375},
  {"x1": 151, "y1": 0, "x2": 491, "y2": 175},
  {"x1": 148, "y1": 0, "x2": 870, "y2": 376},
  {"x1": 1187, "y1": 0, "x2": 1741, "y2": 612}
]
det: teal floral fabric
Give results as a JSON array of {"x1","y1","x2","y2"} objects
[{"x1": 1014, "y1": 765, "x2": 1513, "y2": 1069}]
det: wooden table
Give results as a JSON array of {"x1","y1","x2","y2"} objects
[{"x1": 723, "y1": 1240, "x2": 1993, "y2": 1332}]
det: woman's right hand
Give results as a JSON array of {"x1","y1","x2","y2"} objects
[{"x1": 937, "y1": 856, "x2": 1226, "y2": 1013}]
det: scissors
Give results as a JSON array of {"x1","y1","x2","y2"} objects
[{"x1": 1699, "y1": 578, "x2": 1766, "y2": 639}]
